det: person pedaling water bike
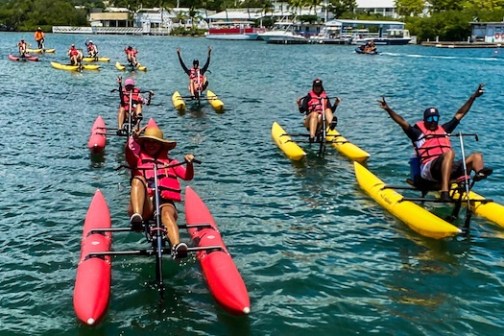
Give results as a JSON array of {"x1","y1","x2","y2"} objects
[
  {"x1": 85, "y1": 40, "x2": 98, "y2": 58},
  {"x1": 176, "y1": 46, "x2": 212, "y2": 99},
  {"x1": 297, "y1": 78, "x2": 340, "y2": 143},
  {"x1": 17, "y1": 39, "x2": 28, "y2": 57},
  {"x1": 34, "y1": 27, "x2": 45, "y2": 49},
  {"x1": 124, "y1": 46, "x2": 139, "y2": 67},
  {"x1": 67, "y1": 44, "x2": 83, "y2": 66},
  {"x1": 116, "y1": 77, "x2": 151, "y2": 135},
  {"x1": 378, "y1": 83, "x2": 493, "y2": 202},
  {"x1": 126, "y1": 125, "x2": 195, "y2": 259}
]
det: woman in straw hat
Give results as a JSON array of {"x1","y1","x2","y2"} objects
[{"x1": 127, "y1": 125, "x2": 195, "y2": 259}]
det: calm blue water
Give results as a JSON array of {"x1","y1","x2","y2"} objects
[{"x1": 1, "y1": 32, "x2": 504, "y2": 336}]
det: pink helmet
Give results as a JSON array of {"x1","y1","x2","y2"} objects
[{"x1": 124, "y1": 78, "x2": 135, "y2": 87}]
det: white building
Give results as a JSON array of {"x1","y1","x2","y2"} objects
[{"x1": 356, "y1": 0, "x2": 398, "y2": 19}]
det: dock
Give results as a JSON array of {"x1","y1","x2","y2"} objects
[{"x1": 421, "y1": 41, "x2": 503, "y2": 48}]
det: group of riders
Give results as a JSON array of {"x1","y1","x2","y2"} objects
[
  {"x1": 18, "y1": 31, "x2": 493, "y2": 244},
  {"x1": 301, "y1": 77, "x2": 493, "y2": 203},
  {"x1": 111, "y1": 47, "x2": 212, "y2": 259},
  {"x1": 67, "y1": 40, "x2": 99, "y2": 66},
  {"x1": 16, "y1": 27, "x2": 45, "y2": 58},
  {"x1": 358, "y1": 40, "x2": 377, "y2": 54}
]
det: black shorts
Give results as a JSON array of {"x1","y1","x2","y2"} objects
[{"x1": 430, "y1": 156, "x2": 465, "y2": 181}]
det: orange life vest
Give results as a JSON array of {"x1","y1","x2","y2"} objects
[
  {"x1": 121, "y1": 88, "x2": 142, "y2": 109},
  {"x1": 34, "y1": 31, "x2": 44, "y2": 41},
  {"x1": 414, "y1": 121, "x2": 452, "y2": 165},
  {"x1": 134, "y1": 152, "x2": 182, "y2": 201}
]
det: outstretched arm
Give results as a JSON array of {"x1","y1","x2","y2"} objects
[
  {"x1": 176, "y1": 48, "x2": 190, "y2": 75},
  {"x1": 201, "y1": 46, "x2": 212, "y2": 74},
  {"x1": 378, "y1": 97, "x2": 410, "y2": 130},
  {"x1": 454, "y1": 83, "x2": 484, "y2": 121}
]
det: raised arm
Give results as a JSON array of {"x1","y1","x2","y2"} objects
[
  {"x1": 378, "y1": 97, "x2": 410, "y2": 130},
  {"x1": 117, "y1": 76, "x2": 124, "y2": 102},
  {"x1": 331, "y1": 97, "x2": 341, "y2": 113},
  {"x1": 176, "y1": 48, "x2": 190, "y2": 75},
  {"x1": 201, "y1": 46, "x2": 212, "y2": 74},
  {"x1": 454, "y1": 83, "x2": 484, "y2": 121}
]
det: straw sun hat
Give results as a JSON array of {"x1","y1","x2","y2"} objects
[{"x1": 138, "y1": 127, "x2": 176, "y2": 151}]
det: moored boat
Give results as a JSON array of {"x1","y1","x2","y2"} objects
[
  {"x1": 73, "y1": 189, "x2": 112, "y2": 325},
  {"x1": 87, "y1": 116, "x2": 107, "y2": 153},
  {"x1": 82, "y1": 57, "x2": 111, "y2": 62},
  {"x1": 184, "y1": 186, "x2": 250, "y2": 315},
  {"x1": 326, "y1": 128, "x2": 370, "y2": 163},
  {"x1": 259, "y1": 22, "x2": 309, "y2": 44},
  {"x1": 206, "y1": 90, "x2": 224, "y2": 113},
  {"x1": 354, "y1": 162, "x2": 461, "y2": 239},
  {"x1": 309, "y1": 20, "x2": 353, "y2": 44},
  {"x1": 171, "y1": 91, "x2": 186, "y2": 112},
  {"x1": 51, "y1": 61, "x2": 100, "y2": 71},
  {"x1": 205, "y1": 21, "x2": 265, "y2": 40},
  {"x1": 271, "y1": 122, "x2": 306, "y2": 161}
]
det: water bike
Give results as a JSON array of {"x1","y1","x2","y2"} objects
[
  {"x1": 271, "y1": 97, "x2": 369, "y2": 162},
  {"x1": 87, "y1": 89, "x2": 154, "y2": 154},
  {"x1": 73, "y1": 162, "x2": 250, "y2": 325},
  {"x1": 8, "y1": 54, "x2": 38, "y2": 62},
  {"x1": 87, "y1": 116, "x2": 107, "y2": 153},
  {"x1": 26, "y1": 48, "x2": 56, "y2": 54},
  {"x1": 354, "y1": 132, "x2": 503, "y2": 239},
  {"x1": 50, "y1": 61, "x2": 100, "y2": 71},
  {"x1": 82, "y1": 56, "x2": 111, "y2": 62},
  {"x1": 115, "y1": 61, "x2": 147, "y2": 72},
  {"x1": 171, "y1": 90, "x2": 224, "y2": 113}
]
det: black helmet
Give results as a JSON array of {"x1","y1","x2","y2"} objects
[
  {"x1": 193, "y1": 59, "x2": 199, "y2": 66},
  {"x1": 312, "y1": 78, "x2": 324, "y2": 91}
]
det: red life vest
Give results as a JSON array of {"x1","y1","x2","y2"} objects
[
  {"x1": 134, "y1": 152, "x2": 182, "y2": 202},
  {"x1": 87, "y1": 44, "x2": 97, "y2": 52},
  {"x1": 414, "y1": 121, "x2": 452, "y2": 165},
  {"x1": 190, "y1": 68, "x2": 204, "y2": 88},
  {"x1": 69, "y1": 48, "x2": 79, "y2": 57},
  {"x1": 121, "y1": 88, "x2": 142, "y2": 109},
  {"x1": 307, "y1": 90, "x2": 328, "y2": 113}
]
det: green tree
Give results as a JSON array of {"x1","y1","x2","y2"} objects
[
  {"x1": 395, "y1": 0, "x2": 425, "y2": 17},
  {"x1": 327, "y1": 0, "x2": 356, "y2": 18},
  {"x1": 0, "y1": 0, "x2": 87, "y2": 31},
  {"x1": 462, "y1": 0, "x2": 504, "y2": 11},
  {"x1": 429, "y1": 0, "x2": 463, "y2": 12}
]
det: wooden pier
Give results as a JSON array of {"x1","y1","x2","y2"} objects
[{"x1": 421, "y1": 41, "x2": 503, "y2": 48}]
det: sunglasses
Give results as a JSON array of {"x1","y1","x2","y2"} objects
[{"x1": 426, "y1": 115, "x2": 439, "y2": 122}]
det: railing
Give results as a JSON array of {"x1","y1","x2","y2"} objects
[
  {"x1": 52, "y1": 26, "x2": 145, "y2": 35},
  {"x1": 94, "y1": 27, "x2": 143, "y2": 35},
  {"x1": 52, "y1": 26, "x2": 93, "y2": 34}
]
